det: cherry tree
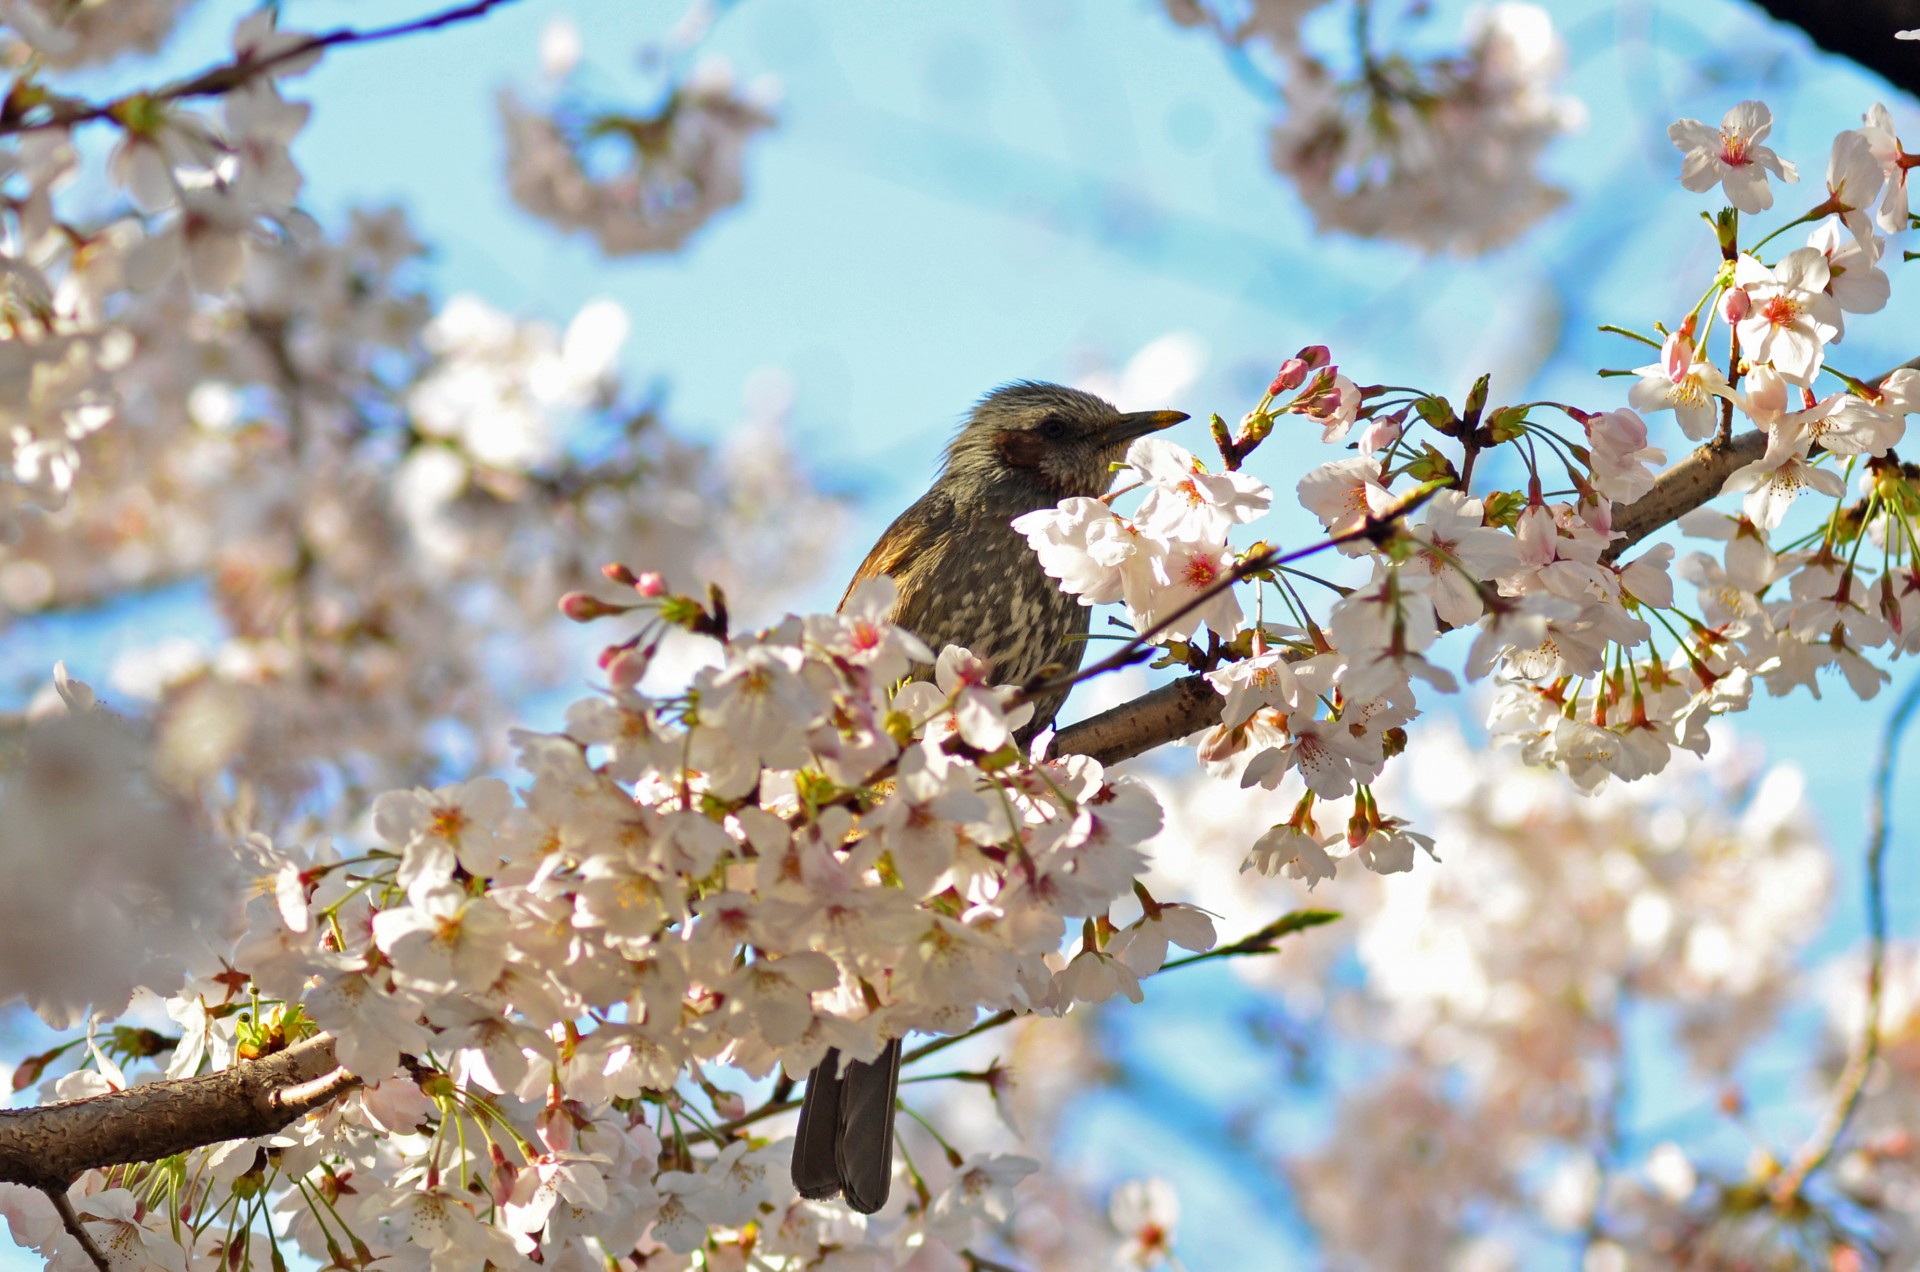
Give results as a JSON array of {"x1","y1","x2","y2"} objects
[{"x1": 0, "y1": 1, "x2": 1917, "y2": 1269}]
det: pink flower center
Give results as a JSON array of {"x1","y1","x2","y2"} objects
[
  {"x1": 1177, "y1": 477, "x2": 1203, "y2": 507},
  {"x1": 1761, "y1": 294, "x2": 1800, "y2": 329},
  {"x1": 1182, "y1": 553, "x2": 1219, "y2": 588},
  {"x1": 431, "y1": 806, "x2": 468, "y2": 841},
  {"x1": 1721, "y1": 130, "x2": 1751, "y2": 166},
  {"x1": 850, "y1": 619, "x2": 882, "y2": 651}
]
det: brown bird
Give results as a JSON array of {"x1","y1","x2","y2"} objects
[{"x1": 790, "y1": 381, "x2": 1188, "y2": 1213}]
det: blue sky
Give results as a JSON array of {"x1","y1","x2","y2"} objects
[{"x1": 8, "y1": 0, "x2": 1920, "y2": 1266}]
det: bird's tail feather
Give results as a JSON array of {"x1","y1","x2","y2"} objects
[
  {"x1": 790, "y1": 1040, "x2": 902, "y2": 1214},
  {"x1": 791, "y1": 1047, "x2": 847, "y2": 1200}
]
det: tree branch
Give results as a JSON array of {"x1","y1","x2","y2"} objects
[
  {"x1": 0, "y1": 1034, "x2": 352, "y2": 1189},
  {"x1": 44, "y1": 1188, "x2": 111, "y2": 1272},
  {"x1": 0, "y1": 0, "x2": 525, "y2": 137},
  {"x1": 1773, "y1": 672, "x2": 1920, "y2": 1203}
]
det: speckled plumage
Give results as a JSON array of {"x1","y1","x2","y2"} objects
[
  {"x1": 842, "y1": 381, "x2": 1189, "y2": 733},
  {"x1": 793, "y1": 381, "x2": 1188, "y2": 1215}
]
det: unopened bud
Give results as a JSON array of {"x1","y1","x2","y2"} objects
[
  {"x1": 1196, "y1": 723, "x2": 1248, "y2": 765},
  {"x1": 1268, "y1": 358, "x2": 1309, "y2": 396},
  {"x1": 605, "y1": 647, "x2": 649, "y2": 690},
  {"x1": 488, "y1": 1145, "x2": 518, "y2": 1207},
  {"x1": 559, "y1": 591, "x2": 627, "y2": 622},
  {"x1": 1662, "y1": 331, "x2": 1694, "y2": 384},
  {"x1": 602, "y1": 562, "x2": 638, "y2": 586},
  {"x1": 536, "y1": 1101, "x2": 574, "y2": 1154},
  {"x1": 634, "y1": 570, "x2": 668, "y2": 598},
  {"x1": 1721, "y1": 287, "x2": 1750, "y2": 323},
  {"x1": 1296, "y1": 344, "x2": 1331, "y2": 369}
]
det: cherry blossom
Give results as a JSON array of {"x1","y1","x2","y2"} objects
[
  {"x1": 1628, "y1": 332, "x2": 1731, "y2": 441},
  {"x1": 1860, "y1": 101, "x2": 1913, "y2": 233},
  {"x1": 1721, "y1": 446, "x2": 1846, "y2": 530},
  {"x1": 1111, "y1": 1177, "x2": 1180, "y2": 1267},
  {"x1": 1125, "y1": 436, "x2": 1272, "y2": 539},
  {"x1": 1668, "y1": 100, "x2": 1797, "y2": 213},
  {"x1": 1731, "y1": 249, "x2": 1842, "y2": 384},
  {"x1": 1822, "y1": 127, "x2": 1888, "y2": 244}
]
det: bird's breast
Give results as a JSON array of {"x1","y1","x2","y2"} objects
[{"x1": 890, "y1": 514, "x2": 1089, "y2": 688}]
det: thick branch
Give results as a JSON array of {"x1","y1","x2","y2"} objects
[
  {"x1": 0, "y1": 1034, "x2": 352, "y2": 1189},
  {"x1": 1601, "y1": 430, "x2": 1766, "y2": 561}
]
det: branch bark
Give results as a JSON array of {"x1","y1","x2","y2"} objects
[{"x1": 0, "y1": 1034, "x2": 353, "y2": 1189}]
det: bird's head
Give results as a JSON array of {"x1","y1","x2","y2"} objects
[{"x1": 940, "y1": 381, "x2": 1189, "y2": 504}]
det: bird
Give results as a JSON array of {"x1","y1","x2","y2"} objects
[{"x1": 790, "y1": 380, "x2": 1188, "y2": 1214}]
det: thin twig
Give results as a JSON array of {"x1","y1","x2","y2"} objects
[
  {"x1": 1159, "y1": 910, "x2": 1340, "y2": 971},
  {"x1": 901, "y1": 1010, "x2": 1020, "y2": 1067},
  {"x1": 1016, "y1": 481, "x2": 1445, "y2": 706},
  {"x1": 43, "y1": 1187, "x2": 111, "y2": 1272},
  {"x1": 0, "y1": 0, "x2": 525, "y2": 137},
  {"x1": 1774, "y1": 672, "x2": 1920, "y2": 1203}
]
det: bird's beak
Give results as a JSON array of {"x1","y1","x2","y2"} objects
[{"x1": 1102, "y1": 409, "x2": 1189, "y2": 447}]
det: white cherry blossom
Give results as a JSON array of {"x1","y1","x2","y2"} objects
[{"x1": 1668, "y1": 100, "x2": 1797, "y2": 213}]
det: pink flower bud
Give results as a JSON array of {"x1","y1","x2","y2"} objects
[
  {"x1": 1196, "y1": 725, "x2": 1248, "y2": 765},
  {"x1": 559, "y1": 591, "x2": 624, "y2": 622},
  {"x1": 536, "y1": 1102, "x2": 574, "y2": 1154},
  {"x1": 602, "y1": 562, "x2": 638, "y2": 586},
  {"x1": 634, "y1": 571, "x2": 668, "y2": 598},
  {"x1": 605, "y1": 647, "x2": 648, "y2": 690},
  {"x1": 488, "y1": 1145, "x2": 518, "y2": 1207},
  {"x1": 1297, "y1": 344, "x2": 1331, "y2": 369},
  {"x1": 1662, "y1": 331, "x2": 1694, "y2": 385},
  {"x1": 1721, "y1": 287, "x2": 1751, "y2": 322},
  {"x1": 1268, "y1": 359, "x2": 1309, "y2": 396}
]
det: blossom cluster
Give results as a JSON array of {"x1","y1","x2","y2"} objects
[
  {"x1": 500, "y1": 64, "x2": 775, "y2": 256},
  {"x1": 0, "y1": 574, "x2": 1226, "y2": 1269},
  {"x1": 1002, "y1": 97, "x2": 1920, "y2": 891},
  {"x1": 1171, "y1": 1, "x2": 1584, "y2": 253},
  {"x1": 2, "y1": 3, "x2": 1918, "y2": 1266},
  {"x1": 1138, "y1": 731, "x2": 1837, "y2": 1268},
  {"x1": 0, "y1": 15, "x2": 831, "y2": 824},
  {"x1": 0, "y1": 0, "x2": 196, "y2": 68},
  {"x1": 0, "y1": 667, "x2": 236, "y2": 1030}
]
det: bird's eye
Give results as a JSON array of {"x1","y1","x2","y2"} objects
[{"x1": 1039, "y1": 415, "x2": 1069, "y2": 441}]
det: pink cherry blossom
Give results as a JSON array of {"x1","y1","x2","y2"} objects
[
  {"x1": 1731, "y1": 249, "x2": 1842, "y2": 384},
  {"x1": 1668, "y1": 100, "x2": 1797, "y2": 213}
]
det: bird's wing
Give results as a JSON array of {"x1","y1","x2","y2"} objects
[{"x1": 838, "y1": 494, "x2": 947, "y2": 614}]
